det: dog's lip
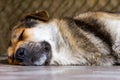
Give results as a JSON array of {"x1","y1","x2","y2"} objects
[
  {"x1": 33, "y1": 53, "x2": 47, "y2": 66},
  {"x1": 8, "y1": 56, "x2": 13, "y2": 59},
  {"x1": 8, "y1": 56, "x2": 14, "y2": 62},
  {"x1": 8, "y1": 55, "x2": 20, "y2": 65},
  {"x1": 8, "y1": 53, "x2": 48, "y2": 66},
  {"x1": 18, "y1": 62, "x2": 35, "y2": 66},
  {"x1": 8, "y1": 52, "x2": 51, "y2": 66}
]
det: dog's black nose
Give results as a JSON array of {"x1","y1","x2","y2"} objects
[{"x1": 15, "y1": 48, "x2": 27, "y2": 62}]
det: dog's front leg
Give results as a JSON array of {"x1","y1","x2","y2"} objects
[{"x1": 112, "y1": 33, "x2": 120, "y2": 58}]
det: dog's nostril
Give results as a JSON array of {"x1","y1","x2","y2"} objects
[
  {"x1": 41, "y1": 41, "x2": 51, "y2": 51},
  {"x1": 44, "y1": 46, "x2": 50, "y2": 51},
  {"x1": 15, "y1": 48, "x2": 26, "y2": 62},
  {"x1": 16, "y1": 48, "x2": 25, "y2": 57}
]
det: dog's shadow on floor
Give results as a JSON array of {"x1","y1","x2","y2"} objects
[
  {"x1": 0, "y1": 54, "x2": 9, "y2": 65},
  {"x1": 0, "y1": 59, "x2": 8, "y2": 64}
]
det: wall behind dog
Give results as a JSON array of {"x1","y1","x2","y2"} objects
[{"x1": 0, "y1": 0, "x2": 120, "y2": 54}]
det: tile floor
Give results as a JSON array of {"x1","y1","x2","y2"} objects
[{"x1": 0, "y1": 55, "x2": 120, "y2": 80}]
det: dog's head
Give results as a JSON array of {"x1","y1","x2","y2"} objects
[{"x1": 7, "y1": 11, "x2": 55, "y2": 66}]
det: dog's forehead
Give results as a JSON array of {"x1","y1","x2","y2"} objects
[
  {"x1": 11, "y1": 21, "x2": 49, "y2": 40},
  {"x1": 14, "y1": 19, "x2": 39, "y2": 29},
  {"x1": 21, "y1": 19, "x2": 38, "y2": 28},
  {"x1": 13, "y1": 20, "x2": 47, "y2": 36}
]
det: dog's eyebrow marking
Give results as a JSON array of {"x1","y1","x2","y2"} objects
[
  {"x1": 20, "y1": 19, "x2": 38, "y2": 28},
  {"x1": 18, "y1": 30, "x2": 25, "y2": 41}
]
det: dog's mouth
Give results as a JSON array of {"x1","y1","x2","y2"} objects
[{"x1": 9, "y1": 41, "x2": 52, "y2": 66}]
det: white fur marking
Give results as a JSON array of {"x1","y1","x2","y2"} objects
[
  {"x1": 26, "y1": 21, "x2": 86, "y2": 65},
  {"x1": 34, "y1": 54, "x2": 47, "y2": 65},
  {"x1": 101, "y1": 19, "x2": 120, "y2": 41}
]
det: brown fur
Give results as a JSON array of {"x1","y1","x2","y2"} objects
[{"x1": 7, "y1": 11, "x2": 120, "y2": 66}]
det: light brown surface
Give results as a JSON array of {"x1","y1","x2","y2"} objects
[{"x1": 0, "y1": 56, "x2": 120, "y2": 80}]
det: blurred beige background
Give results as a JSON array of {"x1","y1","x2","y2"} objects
[{"x1": 0, "y1": 0, "x2": 120, "y2": 54}]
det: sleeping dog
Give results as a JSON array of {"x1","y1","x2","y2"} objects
[{"x1": 7, "y1": 11, "x2": 120, "y2": 66}]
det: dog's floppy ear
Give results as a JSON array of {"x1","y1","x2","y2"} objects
[{"x1": 24, "y1": 11, "x2": 49, "y2": 21}]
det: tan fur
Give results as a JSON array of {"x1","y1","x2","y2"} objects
[{"x1": 7, "y1": 11, "x2": 120, "y2": 66}]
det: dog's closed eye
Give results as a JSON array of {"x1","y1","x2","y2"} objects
[{"x1": 18, "y1": 30, "x2": 25, "y2": 41}]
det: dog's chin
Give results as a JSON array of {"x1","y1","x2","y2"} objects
[
  {"x1": 33, "y1": 54, "x2": 48, "y2": 66},
  {"x1": 17, "y1": 54, "x2": 48, "y2": 66}
]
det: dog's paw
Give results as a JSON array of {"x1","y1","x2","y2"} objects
[{"x1": 112, "y1": 42, "x2": 120, "y2": 57}]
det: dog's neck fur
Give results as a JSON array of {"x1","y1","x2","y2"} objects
[
  {"x1": 36, "y1": 17, "x2": 116, "y2": 65},
  {"x1": 45, "y1": 18, "x2": 115, "y2": 66}
]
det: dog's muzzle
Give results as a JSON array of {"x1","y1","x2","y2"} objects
[{"x1": 15, "y1": 41, "x2": 52, "y2": 66}]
